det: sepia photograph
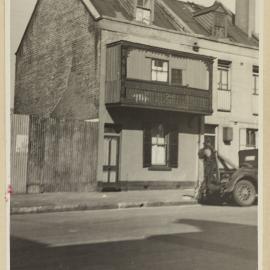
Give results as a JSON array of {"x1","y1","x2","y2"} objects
[{"x1": 8, "y1": 0, "x2": 260, "y2": 269}]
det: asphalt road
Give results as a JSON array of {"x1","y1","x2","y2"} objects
[{"x1": 11, "y1": 205, "x2": 258, "y2": 270}]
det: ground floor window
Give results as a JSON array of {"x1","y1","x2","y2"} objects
[
  {"x1": 239, "y1": 128, "x2": 258, "y2": 149},
  {"x1": 151, "y1": 124, "x2": 167, "y2": 165},
  {"x1": 143, "y1": 123, "x2": 178, "y2": 169},
  {"x1": 246, "y1": 129, "x2": 258, "y2": 148}
]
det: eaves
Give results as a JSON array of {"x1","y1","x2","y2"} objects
[{"x1": 97, "y1": 16, "x2": 259, "y2": 52}]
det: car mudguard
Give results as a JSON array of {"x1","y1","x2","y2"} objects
[{"x1": 223, "y1": 167, "x2": 257, "y2": 193}]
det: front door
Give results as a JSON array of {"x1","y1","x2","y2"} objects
[{"x1": 103, "y1": 135, "x2": 119, "y2": 183}]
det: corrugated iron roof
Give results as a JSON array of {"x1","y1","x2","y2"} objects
[
  {"x1": 163, "y1": 0, "x2": 210, "y2": 35},
  {"x1": 90, "y1": 0, "x2": 178, "y2": 30},
  {"x1": 89, "y1": 0, "x2": 259, "y2": 47}
]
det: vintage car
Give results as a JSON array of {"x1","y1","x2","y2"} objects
[
  {"x1": 198, "y1": 149, "x2": 258, "y2": 206},
  {"x1": 222, "y1": 149, "x2": 258, "y2": 206}
]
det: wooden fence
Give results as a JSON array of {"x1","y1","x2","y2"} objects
[{"x1": 11, "y1": 114, "x2": 99, "y2": 193}]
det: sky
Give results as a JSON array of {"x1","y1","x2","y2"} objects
[{"x1": 9, "y1": 0, "x2": 255, "y2": 108}]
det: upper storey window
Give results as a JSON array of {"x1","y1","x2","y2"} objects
[
  {"x1": 218, "y1": 60, "x2": 231, "y2": 90},
  {"x1": 151, "y1": 59, "x2": 168, "y2": 82},
  {"x1": 217, "y1": 60, "x2": 231, "y2": 112},
  {"x1": 136, "y1": 0, "x2": 151, "y2": 25},
  {"x1": 212, "y1": 13, "x2": 228, "y2": 38},
  {"x1": 253, "y1": 65, "x2": 259, "y2": 95}
]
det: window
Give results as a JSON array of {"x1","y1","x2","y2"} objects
[
  {"x1": 218, "y1": 60, "x2": 230, "y2": 90},
  {"x1": 136, "y1": 0, "x2": 151, "y2": 24},
  {"x1": 143, "y1": 123, "x2": 178, "y2": 169},
  {"x1": 171, "y1": 69, "x2": 183, "y2": 85},
  {"x1": 151, "y1": 124, "x2": 167, "y2": 165},
  {"x1": 213, "y1": 14, "x2": 227, "y2": 38},
  {"x1": 217, "y1": 60, "x2": 231, "y2": 111},
  {"x1": 246, "y1": 129, "x2": 258, "y2": 148},
  {"x1": 253, "y1": 65, "x2": 259, "y2": 95},
  {"x1": 151, "y1": 59, "x2": 168, "y2": 82}
]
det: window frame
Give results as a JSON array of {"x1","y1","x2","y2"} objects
[
  {"x1": 143, "y1": 122, "x2": 178, "y2": 170},
  {"x1": 246, "y1": 128, "x2": 258, "y2": 148},
  {"x1": 217, "y1": 60, "x2": 232, "y2": 112},
  {"x1": 218, "y1": 67, "x2": 230, "y2": 91},
  {"x1": 136, "y1": 0, "x2": 151, "y2": 24},
  {"x1": 171, "y1": 68, "x2": 183, "y2": 86},
  {"x1": 213, "y1": 13, "x2": 227, "y2": 38},
  {"x1": 150, "y1": 124, "x2": 168, "y2": 167},
  {"x1": 151, "y1": 58, "x2": 169, "y2": 83},
  {"x1": 252, "y1": 65, "x2": 259, "y2": 95}
]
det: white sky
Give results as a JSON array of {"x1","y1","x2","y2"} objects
[{"x1": 10, "y1": 0, "x2": 259, "y2": 108}]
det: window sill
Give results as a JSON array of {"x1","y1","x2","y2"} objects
[
  {"x1": 148, "y1": 165, "x2": 172, "y2": 171},
  {"x1": 217, "y1": 109, "x2": 231, "y2": 112},
  {"x1": 218, "y1": 89, "x2": 231, "y2": 92}
]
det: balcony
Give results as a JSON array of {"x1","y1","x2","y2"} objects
[
  {"x1": 105, "y1": 41, "x2": 214, "y2": 115},
  {"x1": 106, "y1": 79, "x2": 211, "y2": 113}
]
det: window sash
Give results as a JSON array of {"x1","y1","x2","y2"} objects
[
  {"x1": 171, "y1": 68, "x2": 183, "y2": 85},
  {"x1": 136, "y1": 7, "x2": 151, "y2": 24},
  {"x1": 253, "y1": 74, "x2": 259, "y2": 95},
  {"x1": 143, "y1": 123, "x2": 178, "y2": 168},
  {"x1": 151, "y1": 145, "x2": 167, "y2": 165},
  {"x1": 218, "y1": 68, "x2": 229, "y2": 90},
  {"x1": 246, "y1": 129, "x2": 257, "y2": 147},
  {"x1": 151, "y1": 124, "x2": 167, "y2": 166},
  {"x1": 151, "y1": 60, "x2": 168, "y2": 82}
]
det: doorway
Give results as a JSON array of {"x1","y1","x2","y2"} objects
[
  {"x1": 204, "y1": 124, "x2": 217, "y2": 149},
  {"x1": 103, "y1": 135, "x2": 119, "y2": 183}
]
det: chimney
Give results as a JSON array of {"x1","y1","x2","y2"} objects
[{"x1": 235, "y1": 0, "x2": 256, "y2": 37}]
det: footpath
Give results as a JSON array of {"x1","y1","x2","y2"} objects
[{"x1": 10, "y1": 189, "x2": 197, "y2": 215}]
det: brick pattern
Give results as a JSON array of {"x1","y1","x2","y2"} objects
[{"x1": 14, "y1": 0, "x2": 100, "y2": 120}]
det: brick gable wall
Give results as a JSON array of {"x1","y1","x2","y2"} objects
[{"x1": 14, "y1": 0, "x2": 100, "y2": 120}]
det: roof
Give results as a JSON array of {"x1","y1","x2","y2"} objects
[
  {"x1": 90, "y1": 0, "x2": 179, "y2": 31},
  {"x1": 192, "y1": 1, "x2": 233, "y2": 17},
  {"x1": 88, "y1": 0, "x2": 259, "y2": 47}
]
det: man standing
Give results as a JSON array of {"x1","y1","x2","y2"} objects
[{"x1": 196, "y1": 142, "x2": 221, "y2": 204}]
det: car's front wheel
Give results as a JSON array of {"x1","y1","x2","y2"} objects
[{"x1": 233, "y1": 179, "x2": 256, "y2": 206}]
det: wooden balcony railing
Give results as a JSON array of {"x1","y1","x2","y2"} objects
[{"x1": 106, "y1": 79, "x2": 212, "y2": 114}]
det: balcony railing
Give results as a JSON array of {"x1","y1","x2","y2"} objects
[
  {"x1": 106, "y1": 79, "x2": 212, "y2": 114},
  {"x1": 252, "y1": 94, "x2": 258, "y2": 115},
  {"x1": 217, "y1": 89, "x2": 231, "y2": 112},
  {"x1": 105, "y1": 41, "x2": 214, "y2": 115}
]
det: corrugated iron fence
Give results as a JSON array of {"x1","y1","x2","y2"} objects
[
  {"x1": 11, "y1": 114, "x2": 98, "y2": 193},
  {"x1": 11, "y1": 114, "x2": 30, "y2": 193}
]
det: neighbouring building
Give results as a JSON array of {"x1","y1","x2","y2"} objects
[{"x1": 14, "y1": 0, "x2": 259, "y2": 191}]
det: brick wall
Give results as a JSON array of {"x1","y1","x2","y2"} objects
[{"x1": 14, "y1": 0, "x2": 100, "y2": 120}]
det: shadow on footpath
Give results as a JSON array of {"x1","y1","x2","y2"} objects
[{"x1": 11, "y1": 219, "x2": 257, "y2": 270}]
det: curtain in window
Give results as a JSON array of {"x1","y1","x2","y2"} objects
[
  {"x1": 151, "y1": 60, "x2": 168, "y2": 82},
  {"x1": 143, "y1": 123, "x2": 178, "y2": 168}
]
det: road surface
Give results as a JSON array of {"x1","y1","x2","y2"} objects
[{"x1": 11, "y1": 205, "x2": 257, "y2": 270}]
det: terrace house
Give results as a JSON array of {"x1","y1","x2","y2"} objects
[{"x1": 14, "y1": 0, "x2": 259, "y2": 191}]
